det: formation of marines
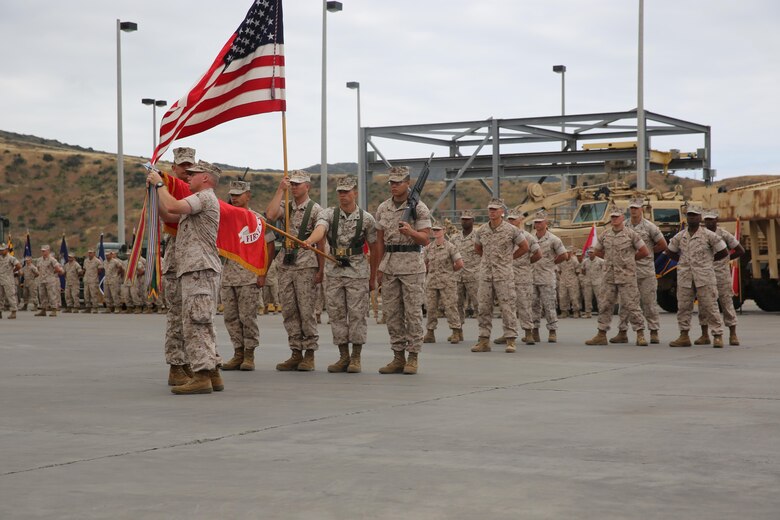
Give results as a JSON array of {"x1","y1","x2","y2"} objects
[{"x1": 1, "y1": 148, "x2": 746, "y2": 395}]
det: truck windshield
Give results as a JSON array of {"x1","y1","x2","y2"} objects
[
  {"x1": 653, "y1": 208, "x2": 680, "y2": 224},
  {"x1": 572, "y1": 202, "x2": 607, "y2": 223}
]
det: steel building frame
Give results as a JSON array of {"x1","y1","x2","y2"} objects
[{"x1": 358, "y1": 109, "x2": 711, "y2": 212}]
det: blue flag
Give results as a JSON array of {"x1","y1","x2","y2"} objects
[
  {"x1": 59, "y1": 236, "x2": 69, "y2": 289},
  {"x1": 23, "y1": 233, "x2": 32, "y2": 258},
  {"x1": 98, "y1": 233, "x2": 106, "y2": 294}
]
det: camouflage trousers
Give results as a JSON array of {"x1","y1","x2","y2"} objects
[
  {"x1": 618, "y1": 275, "x2": 659, "y2": 332},
  {"x1": 83, "y1": 281, "x2": 100, "y2": 309},
  {"x1": 163, "y1": 273, "x2": 186, "y2": 366},
  {"x1": 456, "y1": 279, "x2": 479, "y2": 325},
  {"x1": 278, "y1": 267, "x2": 319, "y2": 350},
  {"x1": 104, "y1": 280, "x2": 121, "y2": 308},
  {"x1": 382, "y1": 272, "x2": 425, "y2": 353},
  {"x1": 0, "y1": 280, "x2": 18, "y2": 311},
  {"x1": 698, "y1": 277, "x2": 738, "y2": 328},
  {"x1": 478, "y1": 277, "x2": 517, "y2": 339},
  {"x1": 120, "y1": 284, "x2": 132, "y2": 306},
  {"x1": 582, "y1": 281, "x2": 600, "y2": 313},
  {"x1": 677, "y1": 283, "x2": 723, "y2": 335},
  {"x1": 515, "y1": 280, "x2": 534, "y2": 330},
  {"x1": 597, "y1": 281, "x2": 644, "y2": 332},
  {"x1": 38, "y1": 279, "x2": 60, "y2": 310},
  {"x1": 221, "y1": 284, "x2": 261, "y2": 351},
  {"x1": 426, "y1": 283, "x2": 461, "y2": 332},
  {"x1": 132, "y1": 279, "x2": 151, "y2": 308},
  {"x1": 325, "y1": 276, "x2": 369, "y2": 345},
  {"x1": 23, "y1": 281, "x2": 39, "y2": 308},
  {"x1": 532, "y1": 283, "x2": 558, "y2": 331},
  {"x1": 181, "y1": 269, "x2": 221, "y2": 372},
  {"x1": 558, "y1": 279, "x2": 581, "y2": 314},
  {"x1": 263, "y1": 261, "x2": 279, "y2": 306},
  {"x1": 64, "y1": 282, "x2": 80, "y2": 308}
]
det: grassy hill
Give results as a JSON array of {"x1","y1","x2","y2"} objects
[{"x1": 1, "y1": 129, "x2": 777, "y2": 252}]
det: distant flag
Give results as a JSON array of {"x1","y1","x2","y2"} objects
[
  {"x1": 7, "y1": 232, "x2": 13, "y2": 257},
  {"x1": 731, "y1": 219, "x2": 741, "y2": 298},
  {"x1": 151, "y1": 0, "x2": 285, "y2": 164},
  {"x1": 59, "y1": 235, "x2": 69, "y2": 289},
  {"x1": 23, "y1": 232, "x2": 32, "y2": 258},
  {"x1": 98, "y1": 233, "x2": 106, "y2": 295},
  {"x1": 581, "y1": 224, "x2": 597, "y2": 257}
]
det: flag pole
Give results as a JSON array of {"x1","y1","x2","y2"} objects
[{"x1": 282, "y1": 111, "x2": 291, "y2": 249}]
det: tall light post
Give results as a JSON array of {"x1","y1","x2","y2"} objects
[
  {"x1": 141, "y1": 98, "x2": 167, "y2": 150},
  {"x1": 637, "y1": 0, "x2": 647, "y2": 190},
  {"x1": 321, "y1": 0, "x2": 343, "y2": 208},
  {"x1": 116, "y1": 19, "x2": 137, "y2": 247},
  {"x1": 346, "y1": 81, "x2": 364, "y2": 207},
  {"x1": 553, "y1": 64, "x2": 567, "y2": 191}
]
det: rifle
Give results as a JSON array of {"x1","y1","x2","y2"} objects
[{"x1": 400, "y1": 153, "x2": 434, "y2": 225}]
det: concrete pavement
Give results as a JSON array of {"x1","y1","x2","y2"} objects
[{"x1": 1, "y1": 304, "x2": 779, "y2": 519}]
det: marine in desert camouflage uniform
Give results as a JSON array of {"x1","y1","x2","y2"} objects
[
  {"x1": 665, "y1": 205, "x2": 729, "y2": 348},
  {"x1": 585, "y1": 204, "x2": 650, "y2": 346},
  {"x1": 374, "y1": 166, "x2": 432, "y2": 375},
  {"x1": 470, "y1": 199, "x2": 529, "y2": 353},
  {"x1": 499, "y1": 212, "x2": 541, "y2": 345},
  {"x1": 266, "y1": 170, "x2": 325, "y2": 372},
  {"x1": 450, "y1": 210, "x2": 481, "y2": 324},
  {"x1": 149, "y1": 159, "x2": 225, "y2": 394},
  {"x1": 613, "y1": 197, "x2": 667, "y2": 344},
  {"x1": 220, "y1": 180, "x2": 276, "y2": 373},
  {"x1": 35, "y1": 245, "x2": 64, "y2": 317},
  {"x1": 63, "y1": 255, "x2": 81, "y2": 313},
  {"x1": 304, "y1": 176, "x2": 377, "y2": 373},
  {"x1": 531, "y1": 211, "x2": 568, "y2": 343},
  {"x1": 695, "y1": 209, "x2": 745, "y2": 346},
  {"x1": 556, "y1": 248, "x2": 582, "y2": 318},
  {"x1": 423, "y1": 221, "x2": 463, "y2": 344},
  {"x1": 81, "y1": 248, "x2": 103, "y2": 313},
  {"x1": 0, "y1": 243, "x2": 21, "y2": 319},
  {"x1": 21, "y1": 256, "x2": 39, "y2": 311},
  {"x1": 102, "y1": 251, "x2": 125, "y2": 314},
  {"x1": 580, "y1": 248, "x2": 605, "y2": 318}
]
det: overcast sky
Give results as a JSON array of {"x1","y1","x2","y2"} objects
[{"x1": 2, "y1": 0, "x2": 778, "y2": 179}]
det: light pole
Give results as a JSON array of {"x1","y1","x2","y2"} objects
[
  {"x1": 321, "y1": 0, "x2": 343, "y2": 208},
  {"x1": 346, "y1": 81, "x2": 364, "y2": 207},
  {"x1": 116, "y1": 19, "x2": 137, "y2": 247},
  {"x1": 553, "y1": 64, "x2": 567, "y2": 191},
  {"x1": 637, "y1": 0, "x2": 647, "y2": 190},
  {"x1": 141, "y1": 98, "x2": 167, "y2": 150}
]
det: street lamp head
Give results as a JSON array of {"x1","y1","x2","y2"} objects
[
  {"x1": 326, "y1": 1, "x2": 343, "y2": 13},
  {"x1": 155, "y1": 100, "x2": 167, "y2": 107},
  {"x1": 141, "y1": 98, "x2": 155, "y2": 105},
  {"x1": 552, "y1": 65, "x2": 566, "y2": 74},
  {"x1": 119, "y1": 21, "x2": 138, "y2": 32},
  {"x1": 346, "y1": 81, "x2": 359, "y2": 90}
]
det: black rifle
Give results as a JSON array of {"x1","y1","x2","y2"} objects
[{"x1": 400, "y1": 153, "x2": 434, "y2": 225}]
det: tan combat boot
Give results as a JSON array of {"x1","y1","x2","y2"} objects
[
  {"x1": 328, "y1": 344, "x2": 350, "y2": 373},
  {"x1": 522, "y1": 329, "x2": 535, "y2": 345},
  {"x1": 532, "y1": 328, "x2": 541, "y2": 343},
  {"x1": 447, "y1": 329, "x2": 462, "y2": 344},
  {"x1": 669, "y1": 331, "x2": 692, "y2": 347},
  {"x1": 266, "y1": 303, "x2": 275, "y2": 315},
  {"x1": 377, "y1": 314, "x2": 386, "y2": 324},
  {"x1": 35, "y1": 308, "x2": 47, "y2": 317},
  {"x1": 297, "y1": 350, "x2": 315, "y2": 371},
  {"x1": 143, "y1": 306, "x2": 153, "y2": 314},
  {"x1": 21, "y1": 303, "x2": 27, "y2": 311},
  {"x1": 222, "y1": 348, "x2": 245, "y2": 371},
  {"x1": 102, "y1": 307, "x2": 113, "y2": 314},
  {"x1": 609, "y1": 330, "x2": 629, "y2": 344},
  {"x1": 548, "y1": 330, "x2": 557, "y2": 343},
  {"x1": 183, "y1": 365, "x2": 194, "y2": 378},
  {"x1": 728, "y1": 326, "x2": 740, "y2": 346},
  {"x1": 403, "y1": 352, "x2": 418, "y2": 375},
  {"x1": 133, "y1": 306, "x2": 142, "y2": 314},
  {"x1": 423, "y1": 330, "x2": 436, "y2": 343},
  {"x1": 560, "y1": 310, "x2": 569, "y2": 319},
  {"x1": 171, "y1": 370, "x2": 213, "y2": 395},
  {"x1": 8, "y1": 311, "x2": 16, "y2": 320},
  {"x1": 240, "y1": 348, "x2": 256, "y2": 371},
  {"x1": 694, "y1": 325, "x2": 710, "y2": 345},
  {"x1": 583, "y1": 311, "x2": 592, "y2": 318},
  {"x1": 493, "y1": 336, "x2": 507, "y2": 345},
  {"x1": 276, "y1": 349, "x2": 303, "y2": 371},
  {"x1": 347, "y1": 344, "x2": 362, "y2": 373},
  {"x1": 378, "y1": 350, "x2": 406, "y2": 374},
  {"x1": 471, "y1": 337, "x2": 491, "y2": 352},
  {"x1": 211, "y1": 368, "x2": 225, "y2": 391},
  {"x1": 167, "y1": 365, "x2": 191, "y2": 386},
  {"x1": 49, "y1": 309, "x2": 58, "y2": 317},
  {"x1": 650, "y1": 330, "x2": 660, "y2": 344},
  {"x1": 712, "y1": 335, "x2": 724, "y2": 348},
  {"x1": 505, "y1": 338, "x2": 517, "y2": 353},
  {"x1": 573, "y1": 311, "x2": 581, "y2": 319},
  {"x1": 63, "y1": 307, "x2": 72, "y2": 314},
  {"x1": 80, "y1": 307, "x2": 91, "y2": 313},
  {"x1": 636, "y1": 329, "x2": 648, "y2": 347},
  {"x1": 585, "y1": 330, "x2": 608, "y2": 345}
]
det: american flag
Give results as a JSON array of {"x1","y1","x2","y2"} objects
[{"x1": 151, "y1": 0, "x2": 285, "y2": 164}]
